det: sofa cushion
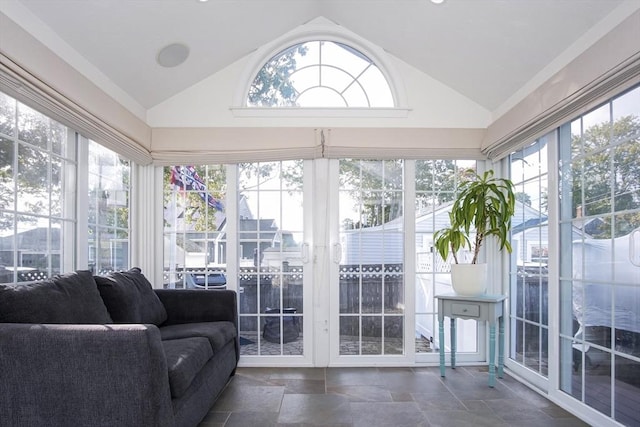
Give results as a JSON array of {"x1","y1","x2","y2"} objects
[
  {"x1": 0, "y1": 270, "x2": 113, "y2": 324},
  {"x1": 94, "y1": 268, "x2": 167, "y2": 325},
  {"x1": 162, "y1": 337, "x2": 213, "y2": 398},
  {"x1": 159, "y1": 321, "x2": 237, "y2": 353}
]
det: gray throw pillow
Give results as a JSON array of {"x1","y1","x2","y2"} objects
[
  {"x1": 94, "y1": 267, "x2": 167, "y2": 325},
  {"x1": 0, "y1": 270, "x2": 113, "y2": 324}
]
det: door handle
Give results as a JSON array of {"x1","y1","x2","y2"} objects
[
  {"x1": 333, "y1": 243, "x2": 342, "y2": 264},
  {"x1": 630, "y1": 228, "x2": 640, "y2": 267},
  {"x1": 301, "y1": 243, "x2": 310, "y2": 264}
]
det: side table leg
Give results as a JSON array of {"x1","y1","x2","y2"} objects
[
  {"x1": 498, "y1": 316, "x2": 504, "y2": 378},
  {"x1": 451, "y1": 318, "x2": 456, "y2": 369},
  {"x1": 488, "y1": 323, "x2": 496, "y2": 387},
  {"x1": 439, "y1": 319, "x2": 445, "y2": 377}
]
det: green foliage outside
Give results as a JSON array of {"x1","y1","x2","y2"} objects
[
  {"x1": 164, "y1": 159, "x2": 475, "y2": 235},
  {"x1": 247, "y1": 44, "x2": 308, "y2": 107},
  {"x1": 0, "y1": 95, "x2": 66, "y2": 230},
  {"x1": 339, "y1": 159, "x2": 472, "y2": 230},
  {"x1": 570, "y1": 115, "x2": 640, "y2": 238}
]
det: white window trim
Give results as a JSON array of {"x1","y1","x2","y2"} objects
[
  {"x1": 230, "y1": 107, "x2": 410, "y2": 119},
  {"x1": 232, "y1": 18, "x2": 408, "y2": 113}
]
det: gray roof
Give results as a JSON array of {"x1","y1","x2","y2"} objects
[{"x1": 0, "y1": 227, "x2": 61, "y2": 251}]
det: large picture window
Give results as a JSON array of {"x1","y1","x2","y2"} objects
[
  {"x1": 558, "y1": 85, "x2": 640, "y2": 425},
  {"x1": 0, "y1": 92, "x2": 76, "y2": 282},
  {"x1": 0, "y1": 91, "x2": 132, "y2": 283},
  {"x1": 504, "y1": 84, "x2": 640, "y2": 426}
]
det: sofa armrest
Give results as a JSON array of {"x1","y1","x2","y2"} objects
[
  {"x1": 0, "y1": 323, "x2": 173, "y2": 427},
  {"x1": 155, "y1": 289, "x2": 238, "y2": 328}
]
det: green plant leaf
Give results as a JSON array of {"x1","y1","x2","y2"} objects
[{"x1": 433, "y1": 169, "x2": 516, "y2": 264}]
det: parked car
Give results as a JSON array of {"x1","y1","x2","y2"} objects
[{"x1": 185, "y1": 272, "x2": 226, "y2": 289}]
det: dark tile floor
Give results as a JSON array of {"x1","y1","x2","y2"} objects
[{"x1": 198, "y1": 366, "x2": 590, "y2": 427}]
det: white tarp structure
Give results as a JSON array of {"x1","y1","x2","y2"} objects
[{"x1": 572, "y1": 232, "x2": 640, "y2": 334}]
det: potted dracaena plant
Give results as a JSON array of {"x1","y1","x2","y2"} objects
[{"x1": 433, "y1": 169, "x2": 516, "y2": 295}]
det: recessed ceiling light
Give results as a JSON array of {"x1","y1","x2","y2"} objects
[
  {"x1": 157, "y1": 43, "x2": 190, "y2": 68},
  {"x1": 431, "y1": 0, "x2": 445, "y2": 4}
]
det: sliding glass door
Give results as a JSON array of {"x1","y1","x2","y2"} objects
[
  {"x1": 558, "y1": 86, "x2": 640, "y2": 426},
  {"x1": 504, "y1": 85, "x2": 640, "y2": 426}
]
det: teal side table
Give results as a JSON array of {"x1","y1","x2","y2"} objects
[{"x1": 436, "y1": 293, "x2": 506, "y2": 387}]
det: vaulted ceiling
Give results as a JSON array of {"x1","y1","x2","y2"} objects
[{"x1": 3, "y1": 0, "x2": 636, "y2": 116}]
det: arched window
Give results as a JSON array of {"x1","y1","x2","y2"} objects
[{"x1": 247, "y1": 41, "x2": 394, "y2": 108}]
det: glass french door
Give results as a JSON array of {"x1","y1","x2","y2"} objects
[
  {"x1": 163, "y1": 161, "x2": 313, "y2": 365},
  {"x1": 236, "y1": 160, "x2": 312, "y2": 363},
  {"x1": 332, "y1": 159, "x2": 406, "y2": 362},
  {"x1": 164, "y1": 158, "x2": 484, "y2": 367},
  {"x1": 328, "y1": 159, "x2": 481, "y2": 365},
  {"x1": 235, "y1": 158, "x2": 411, "y2": 365}
]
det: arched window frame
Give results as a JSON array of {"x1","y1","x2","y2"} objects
[{"x1": 231, "y1": 23, "x2": 409, "y2": 118}]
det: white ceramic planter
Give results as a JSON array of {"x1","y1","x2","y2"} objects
[{"x1": 450, "y1": 263, "x2": 488, "y2": 296}]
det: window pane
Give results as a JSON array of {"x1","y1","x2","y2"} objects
[
  {"x1": 290, "y1": 65, "x2": 320, "y2": 92},
  {"x1": 582, "y1": 104, "x2": 611, "y2": 156},
  {"x1": 615, "y1": 356, "x2": 640, "y2": 426},
  {"x1": 612, "y1": 86, "x2": 640, "y2": 123},
  {"x1": 17, "y1": 145, "x2": 48, "y2": 216},
  {"x1": 582, "y1": 151, "x2": 612, "y2": 217},
  {"x1": 0, "y1": 92, "x2": 16, "y2": 137},
  {"x1": 342, "y1": 82, "x2": 368, "y2": 107},
  {"x1": 297, "y1": 87, "x2": 346, "y2": 107},
  {"x1": 320, "y1": 66, "x2": 352, "y2": 93},
  {"x1": 50, "y1": 158, "x2": 62, "y2": 217},
  {"x1": 613, "y1": 141, "x2": 640, "y2": 212},
  {"x1": 18, "y1": 103, "x2": 49, "y2": 150},
  {"x1": 293, "y1": 41, "x2": 319, "y2": 69},
  {"x1": 0, "y1": 136, "x2": 15, "y2": 210},
  {"x1": 50, "y1": 219, "x2": 63, "y2": 274},
  {"x1": 0, "y1": 211, "x2": 14, "y2": 283},
  {"x1": 324, "y1": 42, "x2": 370, "y2": 77},
  {"x1": 359, "y1": 66, "x2": 394, "y2": 107}
]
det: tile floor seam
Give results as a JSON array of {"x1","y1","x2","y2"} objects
[{"x1": 200, "y1": 366, "x2": 591, "y2": 427}]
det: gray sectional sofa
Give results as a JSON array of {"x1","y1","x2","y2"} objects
[{"x1": 0, "y1": 268, "x2": 239, "y2": 427}]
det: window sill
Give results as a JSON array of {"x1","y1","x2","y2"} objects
[{"x1": 230, "y1": 107, "x2": 411, "y2": 119}]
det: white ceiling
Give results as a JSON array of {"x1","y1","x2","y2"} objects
[{"x1": 3, "y1": 0, "x2": 636, "y2": 115}]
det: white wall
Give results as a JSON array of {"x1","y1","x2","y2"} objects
[{"x1": 146, "y1": 20, "x2": 492, "y2": 130}]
